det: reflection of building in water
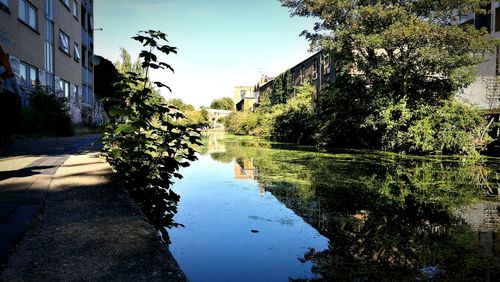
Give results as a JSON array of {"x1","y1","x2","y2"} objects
[
  {"x1": 206, "y1": 131, "x2": 226, "y2": 154},
  {"x1": 258, "y1": 184, "x2": 266, "y2": 197},
  {"x1": 234, "y1": 158, "x2": 258, "y2": 180},
  {"x1": 233, "y1": 158, "x2": 265, "y2": 196},
  {"x1": 461, "y1": 202, "x2": 500, "y2": 257}
]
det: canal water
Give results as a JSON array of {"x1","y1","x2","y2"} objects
[{"x1": 168, "y1": 132, "x2": 500, "y2": 281}]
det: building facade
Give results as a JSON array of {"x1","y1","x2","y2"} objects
[
  {"x1": 234, "y1": 85, "x2": 256, "y2": 111},
  {"x1": 0, "y1": 0, "x2": 102, "y2": 124},
  {"x1": 256, "y1": 51, "x2": 336, "y2": 108},
  {"x1": 458, "y1": 2, "x2": 500, "y2": 112}
]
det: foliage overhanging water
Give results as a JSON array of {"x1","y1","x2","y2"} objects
[{"x1": 167, "y1": 132, "x2": 500, "y2": 281}]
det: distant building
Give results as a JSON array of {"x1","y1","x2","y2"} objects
[
  {"x1": 456, "y1": 2, "x2": 500, "y2": 113},
  {"x1": 234, "y1": 85, "x2": 256, "y2": 111},
  {"x1": 256, "y1": 50, "x2": 336, "y2": 107},
  {"x1": 0, "y1": 0, "x2": 104, "y2": 124},
  {"x1": 233, "y1": 158, "x2": 257, "y2": 180}
]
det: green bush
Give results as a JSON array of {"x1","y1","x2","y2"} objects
[
  {"x1": 225, "y1": 83, "x2": 316, "y2": 144},
  {"x1": 373, "y1": 100, "x2": 488, "y2": 155},
  {"x1": 271, "y1": 83, "x2": 315, "y2": 144},
  {"x1": 224, "y1": 111, "x2": 260, "y2": 135},
  {"x1": 21, "y1": 86, "x2": 74, "y2": 136}
]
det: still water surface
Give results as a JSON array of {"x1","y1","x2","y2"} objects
[{"x1": 168, "y1": 133, "x2": 500, "y2": 281}]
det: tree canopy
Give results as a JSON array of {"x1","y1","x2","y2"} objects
[
  {"x1": 281, "y1": 0, "x2": 496, "y2": 154},
  {"x1": 210, "y1": 97, "x2": 235, "y2": 110},
  {"x1": 167, "y1": 98, "x2": 195, "y2": 112}
]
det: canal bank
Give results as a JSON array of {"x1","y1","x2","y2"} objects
[
  {"x1": 168, "y1": 133, "x2": 500, "y2": 281},
  {"x1": 0, "y1": 138, "x2": 185, "y2": 281}
]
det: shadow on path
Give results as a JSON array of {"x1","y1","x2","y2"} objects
[{"x1": 1, "y1": 153, "x2": 185, "y2": 281}]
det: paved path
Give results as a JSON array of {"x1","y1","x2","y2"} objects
[
  {"x1": 0, "y1": 135, "x2": 100, "y2": 266},
  {"x1": 0, "y1": 135, "x2": 185, "y2": 281}
]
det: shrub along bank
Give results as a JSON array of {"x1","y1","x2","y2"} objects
[
  {"x1": 227, "y1": 0, "x2": 495, "y2": 156},
  {"x1": 225, "y1": 81, "x2": 490, "y2": 156}
]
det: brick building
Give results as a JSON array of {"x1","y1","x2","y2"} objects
[
  {"x1": 256, "y1": 50, "x2": 336, "y2": 108},
  {"x1": 0, "y1": 0, "x2": 104, "y2": 124}
]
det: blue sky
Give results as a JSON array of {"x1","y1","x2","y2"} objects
[{"x1": 94, "y1": 0, "x2": 317, "y2": 107}]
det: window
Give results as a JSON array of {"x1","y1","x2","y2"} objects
[
  {"x1": 496, "y1": 45, "x2": 500, "y2": 76},
  {"x1": 19, "y1": 0, "x2": 38, "y2": 30},
  {"x1": 240, "y1": 90, "x2": 247, "y2": 99},
  {"x1": 19, "y1": 62, "x2": 38, "y2": 87},
  {"x1": 475, "y1": 15, "x2": 492, "y2": 32},
  {"x1": 72, "y1": 0, "x2": 77, "y2": 18},
  {"x1": 57, "y1": 79, "x2": 70, "y2": 97},
  {"x1": 323, "y1": 53, "x2": 331, "y2": 75},
  {"x1": 45, "y1": 0, "x2": 54, "y2": 20},
  {"x1": 313, "y1": 60, "x2": 318, "y2": 80},
  {"x1": 59, "y1": 30, "x2": 70, "y2": 54},
  {"x1": 72, "y1": 84, "x2": 78, "y2": 101},
  {"x1": 29, "y1": 66, "x2": 37, "y2": 86},
  {"x1": 81, "y1": 45, "x2": 87, "y2": 67},
  {"x1": 0, "y1": 0, "x2": 9, "y2": 8},
  {"x1": 61, "y1": 0, "x2": 69, "y2": 8},
  {"x1": 19, "y1": 63, "x2": 27, "y2": 85},
  {"x1": 74, "y1": 42, "x2": 80, "y2": 61},
  {"x1": 496, "y1": 8, "x2": 500, "y2": 32},
  {"x1": 45, "y1": 42, "x2": 53, "y2": 72}
]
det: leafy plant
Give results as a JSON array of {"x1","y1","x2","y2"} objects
[
  {"x1": 271, "y1": 83, "x2": 315, "y2": 144},
  {"x1": 102, "y1": 30, "x2": 201, "y2": 242},
  {"x1": 280, "y1": 0, "x2": 496, "y2": 155},
  {"x1": 21, "y1": 86, "x2": 74, "y2": 137},
  {"x1": 210, "y1": 97, "x2": 235, "y2": 110},
  {"x1": 225, "y1": 83, "x2": 316, "y2": 144}
]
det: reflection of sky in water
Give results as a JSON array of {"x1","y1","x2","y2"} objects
[{"x1": 169, "y1": 155, "x2": 328, "y2": 282}]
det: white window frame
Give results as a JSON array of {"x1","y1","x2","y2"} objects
[
  {"x1": 323, "y1": 53, "x2": 331, "y2": 75},
  {"x1": 45, "y1": 0, "x2": 54, "y2": 20},
  {"x1": 72, "y1": 0, "x2": 77, "y2": 18},
  {"x1": 59, "y1": 30, "x2": 70, "y2": 54},
  {"x1": 74, "y1": 42, "x2": 80, "y2": 61},
  {"x1": 61, "y1": 79, "x2": 70, "y2": 98},
  {"x1": 18, "y1": 0, "x2": 38, "y2": 31}
]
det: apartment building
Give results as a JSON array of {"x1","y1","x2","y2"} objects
[
  {"x1": 234, "y1": 85, "x2": 255, "y2": 111},
  {"x1": 0, "y1": 0, "x2": 102, "y2": 124},
  {"x1": 458, "y1": 2, "x2": 500, "y2": 112},
  {"x1": 256, "y1": 51, "x2": 335, "y2": 108}
]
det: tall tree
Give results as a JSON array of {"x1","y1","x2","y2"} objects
[
  {"x1": 210, "y1": 97, "x2": 235, "y2": 110},
  {"x1": 167, "y1": 98, "x2": 195, "y2": 112},
  {"x1": 281, "y1": 0, "x2": 496, "y2": 154},
  {"x1": 114, "y1": 48, "x2": 159, "y2": 96}
]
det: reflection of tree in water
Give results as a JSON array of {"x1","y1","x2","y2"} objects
[{"x1": 206, "y1": 135, "x2": 500, "y2": 281}]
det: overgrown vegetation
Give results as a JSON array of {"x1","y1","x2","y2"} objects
[
  {"x1": 204, "y1": 134, "x2": 499, "y2": 280},
  {"x1": 210, "y1": 97, "x2": 234, "y2": 110},
  {"x1": 20, "y1": 86, "x2": 74, "y2": 137},
  {"x1": 226, "y1": 0, "x2": 497, "y2": 155},
  {"x1": 225, "y1": 83, "x2": 316, "y2": 144},
  {"x1": 167, "y1": 98, "x2": 210, "y2": 127},
  {"x1": 102, "y1": 30, "x2": 200, "y2": 242}
]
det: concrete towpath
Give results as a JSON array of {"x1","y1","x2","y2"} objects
[{"x1": 0, "y1": 135, "x2": 186, "y2": 281}]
